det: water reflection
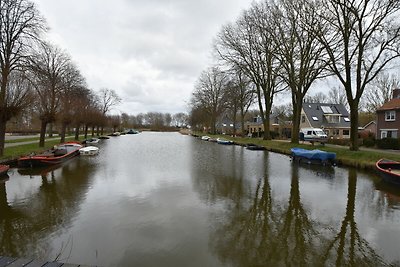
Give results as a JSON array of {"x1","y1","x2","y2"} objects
[
  {"x1": 0, "y1": 159, "x2": 95, "y2": 260},
  {"x1": 1, "y1": 133, "x2": 400, "y2": 266},
  {"x1": 321, "y1": 169, "x2": 387, "y2": 266}
]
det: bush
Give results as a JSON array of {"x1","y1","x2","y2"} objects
[
  {"x1": 363, "y1": 138, "x2": 375, "y2": 147},
  {"x1": 376, "y1": 138, "x2": 400, "y2": 150}
]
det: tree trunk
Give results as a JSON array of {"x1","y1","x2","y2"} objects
[
  {"x1": 39, "y1": 120, "x2": 47, "y2": 147},
  {"x1": 96, "y1": 126, "x2": 100, "y2": 136},
  {"x1": 240, "y1": 108, "x2": 245, "y2": 137},
  {"x1": 91, "y1": 126, "x2": 95, "y2": 136},
  {"x1": 101, "y1": 126, "x2": 104, "y2": 135},
  {"x1": 263, "y1": 105, "x2": 272, "y2": 140},
  {"x1": 48, "y1": 123, "x2": 53, "y2": 137},
  {"x1": 232, "y1": 110, "x2": 237, "y2": 137},
  {"x1": 84, "y1": 125, "x2": 88, "y2": 139},
  {"x1": 291, "y1": 100, "x2": 302, "y2": 144},
  {"x1": 60, "y1": 121, "x2": 67, "y2": 143},
  {"x1": 74, "y1": 124, "x2": 80, "y2": 140},
  {"x1": 0, "y1": 119, "x2": 6, "y2": 156},
  {"x1": 349, "y1": 103, "x2": 359, "y2": 151}
]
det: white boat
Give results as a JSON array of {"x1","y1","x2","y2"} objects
[
  {"x1": 217, "y1": 138, "x2": 234, "y2": 145},
  {"x1": 84, "y1": 138, "x2": 100, "y2": 144},
  {"x1": 201, "y1": 135, "x2": 210, "y2": 141},
  {"x1": 79, "y1": 146, "x2": 99, "y2": 156}
]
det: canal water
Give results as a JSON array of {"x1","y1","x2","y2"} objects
[{"x1": 1, "y1": 132, "x2": 400, "y2": 266}]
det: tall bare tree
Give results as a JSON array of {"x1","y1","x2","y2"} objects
[
  {"x1": 315, "y1": 0, "x2": 400, "y2": 150},
  {"x1": 271, "y1": 0, "x2": 328, "y2": 143},
  {"x1": 215, "y1": 1, "x2": 283, "y2": 140},
  {"x1": 0, "y1": 0, "x2": 46, "y2": 155},
  {"x1": 29, "y1": 43, "x2": 72, "y2": 147},
  {"x1": 192, "y1": 67, "x2": 228, "y2": 134},
  {"x1": 98, "y1": 88, "x2": 121, "y2": 134}
]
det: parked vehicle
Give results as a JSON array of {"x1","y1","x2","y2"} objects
[
  {"x1": 83, "y1": 138, "x2": 100, "y2": 144},
  {"x1": 376, "y1": 159, "x2": 400, "y2": 186},
  {"x1": 300, "y1": 128, "x2": 328, "y2": 144},
  {"x1": 18, "y1": 142, "x2": 83, "y2": 168},
  {"x1": 291, "y1": 147, "x2": 336, "y2": 166}
]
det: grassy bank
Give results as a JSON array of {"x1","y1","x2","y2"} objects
[{"x1": 194, "y1": 133, "x2": 400, "y2": 170}]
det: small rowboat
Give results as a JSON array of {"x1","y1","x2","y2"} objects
[
  {"x1": 0, "y1": 164, "x2": 10, "y2": 176},
  {"x1": 246, "y1": 144, "x2": 266, "y2": 151},
  {"x1": 79, "y1": 146, "x2": 99, "y2": 156},
  {"x1": 291, "y1": 147, "x2": 336, "y2": 166},
  {"x1": 216, "y1": 138, "x2": 234, "y2": 145},
  {"x1": 376, "y1": 159, "x2": 400, "y2": 186}
]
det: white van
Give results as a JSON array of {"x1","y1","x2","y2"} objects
[{"x1": 300, "y1": 128, "x2": 328, "y2": 143}]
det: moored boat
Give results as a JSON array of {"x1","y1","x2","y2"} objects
[
  {"x1": 291, "y1": 147, "x2": 336, "y2": 166},
  {"x1": 201, "y1": 135, "x2": 210, "y2": 141},
  {"x1": 79, "y1": 146, "x2": 99, "y2": 156},
  {"x1": 246, "y1": 143, "x2": 266, "y2": 151},
  {"x1": 18, "y1": 142, "x2": 83, "y2": 168},
  {"x1": 83, "y1": 138, "x2": 100, "y2": 144},
  {"x1": 376, "y1": 159, "x2": 400, "y2": 186},
  {"x1": 217, "y1": 138, "x2": 234, "y2": 145},
  {"x1": 0, "y1": 164, "x2": 10, "y2": 176}
]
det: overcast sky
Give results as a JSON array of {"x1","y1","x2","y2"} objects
[{"x1": 32, "y1": 0, "x2": 252, "y2": 115}]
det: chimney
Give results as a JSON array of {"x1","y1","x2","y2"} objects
[{"x1": 393, "y1": 88, "x2": 400, "y2": 99}]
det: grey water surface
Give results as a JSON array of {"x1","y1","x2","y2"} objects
[{"x1": 1, "y1": 132, "x2": 400, "y2": 266}]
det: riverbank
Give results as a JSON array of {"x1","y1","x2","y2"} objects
[{"x1": 189, "y1": 132, "x2": 400, "y2": 170}]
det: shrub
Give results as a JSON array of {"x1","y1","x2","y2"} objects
[
  {"x1": 376, "y1": 138, "x2": 400, "y2": 150},
  {"x1": 363, "y1": 138, "x2": 375, "y2": 148}
]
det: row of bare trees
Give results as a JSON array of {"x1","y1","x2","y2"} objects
[
  {"x1": 0, "y1": 0, "x2": 122, "y2": 156},
  {"x1": 192, "y1": 0, "x2": 400, "y2": 150}
]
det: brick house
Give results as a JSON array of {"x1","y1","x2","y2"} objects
[
  {"x1": 300, "y1": 102, "x2": 351, "y2": 138},
  {"x1": 376, "y1": 89, "x2": 400, "y2": 139}
]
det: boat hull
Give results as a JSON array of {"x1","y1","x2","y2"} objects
[
  {"x1": 0, "y1": 164, "x2": 10, "y2": 176},
  {"x1": 18, "y1": 143, "x2": 82, "y2": 168},
  {"x1": 376, "y1": 159, "x2": 400, "y2": 186}
]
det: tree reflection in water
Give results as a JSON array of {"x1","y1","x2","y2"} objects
[
  {"x1": 321, "y1": 169, "x2": 388, "y2": 266},
  {"x1": 0, "y1": 159, "x2": 94, "y2": 260},
  {"x1": 209, "y1": 159, "x2": 391, "y2": 266}
]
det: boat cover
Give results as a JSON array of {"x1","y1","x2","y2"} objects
[{"x1": 291, "y1": 147, "x2": 336, "y2": 161}]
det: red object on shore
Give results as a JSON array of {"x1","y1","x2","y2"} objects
[{"x1": 0, "y1": 164, "x2": 10, "y2": 176}]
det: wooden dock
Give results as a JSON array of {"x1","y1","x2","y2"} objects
[{"x1": 0, "y1": 256, "x2": 95, "y2": 267}]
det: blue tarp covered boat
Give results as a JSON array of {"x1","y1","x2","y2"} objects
[{"x1": 291, "y1": 147, "x2": 336, "y2": 165}]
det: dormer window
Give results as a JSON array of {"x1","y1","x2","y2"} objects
[
  {"x1": 385, "y1": 110, "x2": 396, "y2": 121},
  {"x1": 343, "y1": 117, "x2": 350, "y2": 122},
  {"x1": 312, "y1": 116, "x2": 318, "y2": 121}
]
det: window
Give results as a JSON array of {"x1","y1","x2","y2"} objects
[
  {"x1": 381, "y1": 131, "x2": 387, "y2": 139},
  {"x1": 333, "y1": 129, "x2": 339, "y2": 135},
  {"x1": 321, "y1": 106, "x2": 333, "y2": 113},
  {"x1": 301, "y1": 115, "x2": 306, "y2": 123},
  {"x1": 326, "y1": 115, "x2": 340, "y2": 123},
  {"x1": 343, "y1": 130, "x2": 350, "y2": 136},
  {"x1": 312, "y1": 116, "x2": 318, "y2": 121},
  {"x1": 343, "y1": 117, "x2": 350, "y2": 122},
  {"x1": 385, "y1": 111, "x2": 396, "y2": 121}
]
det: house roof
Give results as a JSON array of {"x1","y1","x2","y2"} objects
[
  {"x1": 377, "y1": 98, "x2": 400, "y2": 111},
  {"x1": 302, "y1": 102, "x2": 351, "y2": 128}
]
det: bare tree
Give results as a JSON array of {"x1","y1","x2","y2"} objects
[
  {"x1": 315, "y1": 0, "x2": 400, "y2": 150},
  {"x1": 271, "y1": 0, "x2": 329, "y2": 143},
  {"x1": 191, "y1": 67, "x2": 228, "y2": 134},
  {"x1": 362, "y1": 72, "x2": 400, "y2": 113},
  {"x1": 98, "y1": 88, "x2": 121, "y2": 134},
  {"x1": 29, "y1": 43, "x2": 72, "y2": 147},
  {"x1": 215, "y1": 1, "x2": 283, "y2": 140},
  {"x1": 327, "y1": 86, "x2": 348, "y2": 108},
  {"x1": 304, "y1": 92, "x2": 329, "y2": 104},
  {"x1": 0, "y1": 0, "x2": 46, "y2": 155},
  {"x1": 59, "y1": 63, "x2": 86, "y2": 143}
]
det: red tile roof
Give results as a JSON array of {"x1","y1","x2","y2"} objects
[{"x1": 377, "y1": 98, "x2": 400, "y2": 111}]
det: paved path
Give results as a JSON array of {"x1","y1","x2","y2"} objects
[{"x1": 4, "y1": 137, "x2": 60, "y2": 148}]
